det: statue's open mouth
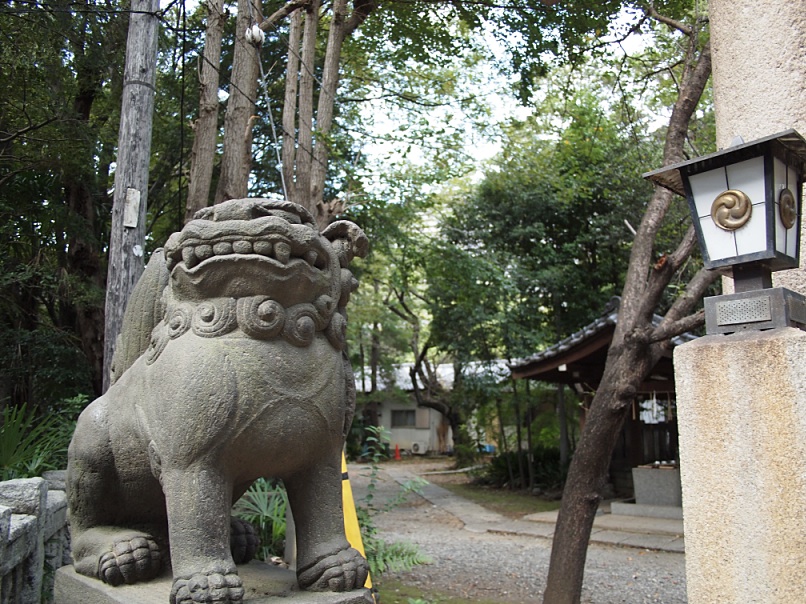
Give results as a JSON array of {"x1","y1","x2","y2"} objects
[
  {"x1": 167, "y1": 234, "x2": 329, "y2": 272},
  {"x1": 164, "y1": 216, "x2": 337, "y2": 304}
]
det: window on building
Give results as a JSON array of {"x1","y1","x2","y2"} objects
[{"x1": 391, "y1": 410, "x2": 416, "y2": 427}]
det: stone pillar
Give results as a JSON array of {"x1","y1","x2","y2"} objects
[
  {"x1": 709, "y1": 0, "x2": 806, "y2": 292},
  {"x1": 674, "y1": 328, "x2": 806, "y2": 602}
]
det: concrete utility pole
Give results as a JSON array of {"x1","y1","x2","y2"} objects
[
  {"x1": 675, "y1": 2, "x2": 806, "y2": 602},
  {"x1": 103, "y1": 0, "x2": 160, "y2": 391},
  {"x1": 709, "y1": 0, "x2": 806, "y2": 293}
]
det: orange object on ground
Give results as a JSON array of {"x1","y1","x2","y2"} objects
[{"x1": 394, "y1": 444, "x2": 401, "y2": 460}]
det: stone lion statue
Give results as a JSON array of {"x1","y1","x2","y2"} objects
[{"x1": 66, "y1": 198, "x2": 370, "y2": 603}]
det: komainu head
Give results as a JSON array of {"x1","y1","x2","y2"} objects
[{"x1": 112, "y1": 198, "x2": 368, "y2": 381}]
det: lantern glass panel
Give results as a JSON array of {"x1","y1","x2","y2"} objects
[
  {"x1": 786, "y1": 163, "x2": 799, "y2": 258},
  {"x1": 774, "y1": 158, "x2": 788, "y2": 254},
  {"x1": 734, "y1": 202, "x2": 768, "y2": 255},
  {"x1": 690, "y1": 169, "x2": 728, "y2": 218},
  {"x1": 725, "y1": 157, "x2": 766, "y2": 204},
  {"x1": 699, "y1": 215, "x2": 738, "y2": 261},
  {"x1": 772, "y1": 158, "x2": 800, "y2": 258}
]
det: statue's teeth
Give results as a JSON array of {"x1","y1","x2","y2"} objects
[
  {"x1": 304, "y1": 250, "x2": 318, "y2": 266},
  {"x1": 274, "y1": 242, "x2": 291, "y2": 264},
  {"x1": 196, "y1": 244, "x2": 213, "y2": 260},
  {"x1": 254, "y1": 241, "x2": 272, "y2": 256},
  {"x1": 182, "y1": 246, "x2": 198, "y2": 268},
  {"x1": 233, "y1": 240, "x2": 253, "y2": 254},
  {"x1": 213, "y1": 241, "x2": 233, "y2": 255}
]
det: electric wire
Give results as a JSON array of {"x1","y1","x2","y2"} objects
[{"x1": 245, "y1": 0, "x2": 289, "y2": 200}]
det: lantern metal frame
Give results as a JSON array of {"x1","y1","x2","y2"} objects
[
  {"x1": 643, "y1": 129, "x2": 806, "y2": 334},
  {"x1": 644, "y1": 129, "x2": 806, "y2": 272}
]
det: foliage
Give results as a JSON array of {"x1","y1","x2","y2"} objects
[
  {"x1": 0, "y1": 396, "x2": 85, "y2": 480},
  {"x1": 439, "y1": 82, "x2": 659, "y2": 348},
  {"x1": 0, "y1": 404, "x2": 58, "y2": 480},
  {"x1": 360, "y1": 536, "x2": 431, "y2": 578},
  {"x1": 232, "y1": 478, "x2": 289, "y2": 561},
  {"x1": 1, "y1": 0, "x2": 124, "y2": 398}
]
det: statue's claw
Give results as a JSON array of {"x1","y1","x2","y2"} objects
[
  {"x1": 230, "y1": 517, "x2": 260, "y2": 564},
  {"x1": 297, "y1": 547, "x2": 368, "y2": 592},
  {"x1": 98, "y1": 536, "x2": 162, "y2": 586},
  {"x1": 170, "y1": 571, "x2": 244, "y2": 604}
]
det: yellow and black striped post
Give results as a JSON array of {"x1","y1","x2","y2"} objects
[{"x1": 341, "y1": 453, "x2": 376, "y2": 600}]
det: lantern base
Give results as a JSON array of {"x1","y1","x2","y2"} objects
[
  {"x1": 704, "y1": 287, "x2": 806, "y2": 334},
  {"x1": 733, "y1": 263, "x2": 773, "y2": 292}
]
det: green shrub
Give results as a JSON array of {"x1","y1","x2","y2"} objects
[
  {"x1": 0, "y1": 395, "x2": 89, "y2": 480},
  {"x1": 479, "y1": 445, "x2": 566, "y2": 490},
  {"x1": 232, "y1": 478, "x2": 288, "y2": 561}
]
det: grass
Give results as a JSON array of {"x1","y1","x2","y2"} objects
[
  {"x1": 376, "y1": 577, "x2": 504, "y2": 604},
  {"x1": 432, "y1": 481, "x2": 561, "y2": 519},
  {"x1": 373, "y1": 457, "x2": 562, "y2": 520}
]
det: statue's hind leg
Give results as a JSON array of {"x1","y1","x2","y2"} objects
[{"x1": 67, "y1": 397, "x2": 165, "y2": 585}]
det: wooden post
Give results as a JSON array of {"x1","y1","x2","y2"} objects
[{"x1": 103, "y1": 0, "x2": 160, "y2": 391}]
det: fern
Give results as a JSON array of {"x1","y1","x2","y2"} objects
[
  {"x1": 357, "y1": 426, "x2": 432, "y2": 577},
  {"x1": 362, "y1": 534, "x2": 432, "y2": 576}
]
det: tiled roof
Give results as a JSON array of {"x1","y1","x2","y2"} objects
[{"x1": 509, "y1": 297, "x2": 697, "y2": 371}]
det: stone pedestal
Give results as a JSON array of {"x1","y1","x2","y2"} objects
[
  {"x1": 54, "y1": 561, "x2": 374, "y2": 604},
  {"x1": 632, "y1": 467, "x2": 682, "y2": 507},
  {"x1": 674, "y1": 327, "x2": 806, "y2": 602}
]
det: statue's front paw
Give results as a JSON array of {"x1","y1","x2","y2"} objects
[
  {"x1": 99, "y1": 536, "x2": 162, "y2": 586},
  {"x1": 170, "y1": 571, "x2": 244, "y2": 604},
  {"x1": 297, "y1": 547, "x2": 369, "y2": 592}
]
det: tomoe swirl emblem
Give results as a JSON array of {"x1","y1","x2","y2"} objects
[
  {"x1": 711, "y1": 189, "x2": 752, "y2": 231},
  {"x1": 779, "y1": 188, "x2": 797, "y2": 230}
]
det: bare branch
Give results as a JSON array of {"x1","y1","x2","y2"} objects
[
  {"x1": 638, "y1": 225, "x2": 699, "y2": 320},
  {"x1": 259, "y1": 0, "x2": 308, "y2": 30},
  {"x1": 636, "y1": 309, "x2": 705, "y2": 345},
  {"x1": 664, "y1": 265, "x2": 724, "y2": 324},
  {"x1": 646, "y1": 5, "x2": 693, "y2": 36},
  {"x1": 0, "y1": 117, "x2": 58, "y2": 144},
  {"x1": 345, "y1": 0, "x2": 377, "y2": 37}
]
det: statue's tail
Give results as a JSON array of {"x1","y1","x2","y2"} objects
[{"x1": 110, "y1": 250, "x2": 170, "y2": 385}]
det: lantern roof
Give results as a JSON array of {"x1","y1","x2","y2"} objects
[{"x1": 643, "y1": 129, "x2": 806, "y2": 197}]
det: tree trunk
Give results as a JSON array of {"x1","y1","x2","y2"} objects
[
  {"x1": 185, "y1": 0, "x2": 226, "y2": 221},
  {"x1": 542, "y1": 16, "x2": 714, "y2": 603},
  {"x1": 279, "y1": 0, "x2": 375, "y2": 229},
  {"x1": 64, "y1": 176, "x2": 105, "y2": 395},
  {"x1": 214, "y1": 0, "x2": 262, "y2": 204},
  {"x1": 543, "y1": 348, "x2": 653, "y2": 604},
  {"x1": 512, "y1": 379, "x2": 525, "y2": 487},
  {"x1": 557, "y1": 385, "x2": 569, "y2": 468},
  {"x1": 495, "y1": 397, "x2": 515, "y2": 487},
  {"x1": 103, "y1": 0, "x2": 160, "y2": 391},
  {"x1": 526, "y1": 379, "x2": 535, "y2": 490},
  {"x1": 62, "y1": 76, "x2": 106, "y2": 395},
  {"x1": 281, "y1": 8, "x2": 302, "y2": 202}
]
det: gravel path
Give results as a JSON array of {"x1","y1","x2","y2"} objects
[{"x1": 348, "y1": 461, "x2": 686, "y2": 604}]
